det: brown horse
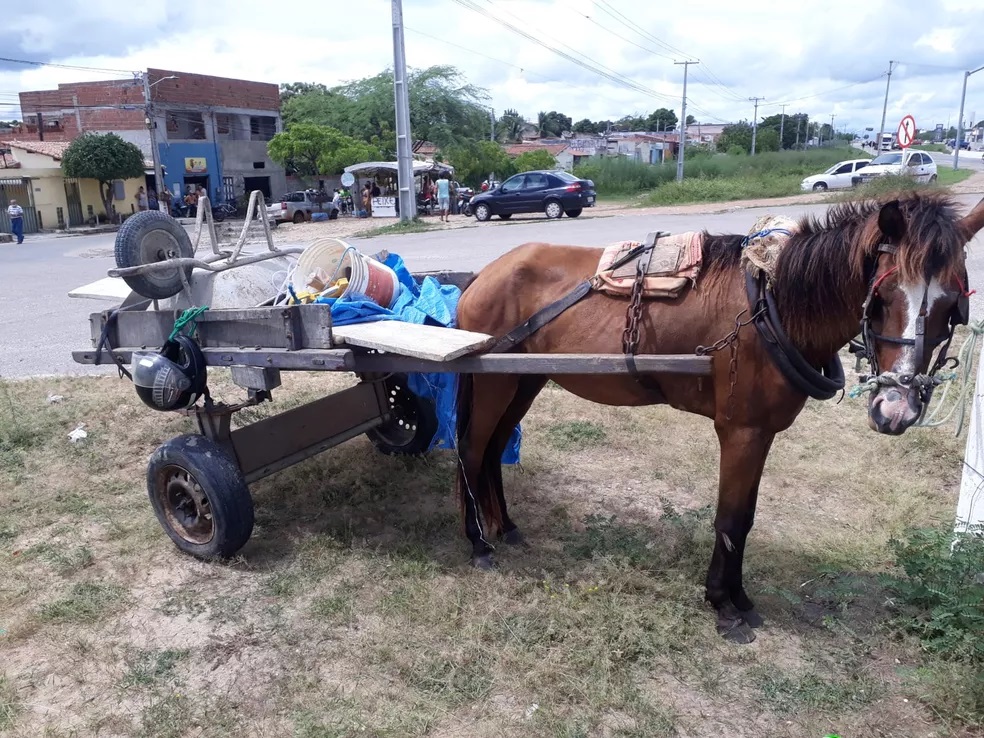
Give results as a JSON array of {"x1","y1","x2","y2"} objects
[{"x1": 454, "y1": 191, "x2": 984, "y2": 643}]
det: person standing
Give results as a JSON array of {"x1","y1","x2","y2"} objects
[
  {"x1": 135, "y1": 186, "x2": 148, "y2": 212},
  {"x1": 436, "y1": 173, "x2": 451, "y2": 222},
  {"x1": 7, "y1": 199, "x2": 24, "y2": 244}
]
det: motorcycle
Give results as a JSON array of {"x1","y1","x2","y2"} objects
[{"x1": 457, "y1": 190, "x2": 474, "y2": 217}]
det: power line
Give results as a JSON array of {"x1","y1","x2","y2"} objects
[
  {"x1": 0, "y1": 56, "x2": 137, "y2": 76},
  {"x1": 405, "y1": 27, "x2": 554, "y2": 82}
]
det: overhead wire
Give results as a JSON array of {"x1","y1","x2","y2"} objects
[{"x1": 0, "y1": 56, "x2": 138, "y2": 76}]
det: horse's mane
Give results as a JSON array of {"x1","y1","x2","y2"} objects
[{"x1": 701, "y1": 190, "x2": 968, "y2": 350}]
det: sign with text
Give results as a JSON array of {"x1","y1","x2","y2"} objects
[{"x1": 934, "y1": 123, "x2": 944, "y2": 142}]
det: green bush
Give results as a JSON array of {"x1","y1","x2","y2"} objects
[
  {"x1": 883, "y1": 524, "x2": 984, "y2": 664},
  {"x1": 726, "y1": 145, "x2": 746, "y2": 157}
]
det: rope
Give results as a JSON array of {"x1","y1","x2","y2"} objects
[
  {"x1": 740, "y1": 227, "x2": 791, "y2": 248},
  {"x1": 168, "y1": 305, "x2": 209, "y2": 341},
  {"x1": 916, "y1": 319, "x2": 984, "y2": 434},
  {"x1": 848, "y1": 319, "x2": 984, "y2": 436}
]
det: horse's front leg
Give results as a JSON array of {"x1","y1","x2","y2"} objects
[{"x1": 705, "y1": 425, "x2": 774, "y2": 644}]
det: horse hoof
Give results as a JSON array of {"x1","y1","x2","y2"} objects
[
  {"x1": 739, "y1": 608, "x2": 765, "y2": 629},
  {"x1": 718, "y1": 620, "x2": 756, "y2": 644},
  {"x1": 471, "y1": 554, "x2": 495, "y2": 571},
  {"x1": 502, "y1": 528, "x2": 526, "y2": 546}
]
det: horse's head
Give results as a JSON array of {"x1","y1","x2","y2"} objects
[{"x1": 864, "y1": 196, "x2": 984, "y2": 435}]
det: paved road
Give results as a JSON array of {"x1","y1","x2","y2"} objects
[{"x1": 2, "y1": 195, "x2": 984, "y2": 378}]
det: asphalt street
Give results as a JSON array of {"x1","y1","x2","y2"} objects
[{"x1": 2, "y1": 194, "x2": 983, "y2": 378}]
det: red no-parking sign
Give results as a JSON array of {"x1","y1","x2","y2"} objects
[{"x1": 897, "y1": 115, "x2": 916, "y2": 149}]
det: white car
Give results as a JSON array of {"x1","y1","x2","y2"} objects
[
  {"x1": 851, "y1": 150, "x2": 938, "y2": 186},
  {"x1": 800, "y1": 159, "x2": 872, "y2": 191}
]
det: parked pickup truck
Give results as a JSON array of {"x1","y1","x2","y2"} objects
[{"x1": 266, "y1": 190, "x2": 330, "y2": 224}]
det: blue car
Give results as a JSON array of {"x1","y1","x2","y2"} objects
[{"x1": 469, "y1": 170, "x2": 596, "y2": 221}]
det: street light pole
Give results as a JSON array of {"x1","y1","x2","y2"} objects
[
  {"x1": 391, "y1": 0, "x2": 416, "y2": 221},
  {"x1": 877, "y1": 60, "x2": 896, "y2": 153},
  {"x1": 954, "y1": 64, "x2": 984, "y2": 171},
  {"x1": 142, "y1": 72, "x2": 165, "y2": 199},
  {"x1": 674, "y1": 60, "x2": 697, "y2": 182},
  {"x1": 749, "y1": 96, "x2": 764, "y2": 154}
]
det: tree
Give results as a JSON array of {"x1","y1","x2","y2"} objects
[
  {"x1": 759, "y1": 112, "x2": 809, "y2": 150},
  {"x1": 536, "y1": 111, "x2": 572, "y2": 138},
  {"x1": 446, "y1": 140, "x2": 515, "y2": 187},
  {"x1": 686, "y1": 115, "x2": 696, "y2": 125},
  {"x1": 614, "y1": 114, "x2": 646, "y2": 132},
  {"x1": 279, "y1": 82, "x2": 329, "y2": 105},
  {"x1": 645, "y1": 108, "x2": 678, "y2": 132},
  {"x1": 496, "y1": 108, "x2": 527, "y2": 143},
  {"x1": 267, "y1": 123, "x2": 382, "y2": 175},
  {"x1": 716, "y1": 121, "x2": 753, "y2": 154},
  {"x1": 61, "y1": 133, "x2": 144, "y2": 219},
  {"x1": 282, "y1": 66, "x2": 491, "y2": 155},
  {"x1": 513, "y1": 149, "x2": 558, "y2": 172},
  {"x1": 572, "y1": 118, "x2": 599, "y2": 134}
]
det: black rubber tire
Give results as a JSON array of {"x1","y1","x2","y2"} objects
[
  {"x1": 545, "y1": 200, "x2": 563, "y2": 219},
  {"x1": 114, "y1": 210, "x2": 194, "y2": 300},
  {"x1": 812, "y1": 182, "x2": 828, "y2": 192},
  {"x1": 293, "y1": 211, "x2": 305, "y2": 224},
  {"x1": 565, "y1": 208, "x2": 583, "y2": 218},
  {"x1": 366, "y1": 376, "x2": 439, "y2": 456},
  {"x1": 146, "y1": 434, "x2": 254, "y2": 559},
  {"x1": 474, "y1": 203, "x2": 492, "y2": 222},
  {"x1": 498, "y1": 213, "x2": 512, "y2": 220},
  {"x1": 929, "y1": 174, "x2": 938, "y2": 183}
]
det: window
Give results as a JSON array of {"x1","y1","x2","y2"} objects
[
  {"x1": 166, "y1": 111, "x2": 206, "y2": 140},
  {"x1": 216, "y1": 114, "x2": 231, "y2": 135},
  {"x1": 500, "y1": 175, "x2": 524, "y2": 193},
  {"x1": 834, "y1": 163, "x2": 853, "y2": 174},
  {"x1": 252, "y1": 161, "x2": 265, "y2": 169},
  {"x1": 249, "y1": 116, "x2": 277, "y2": 141},
  {"x1": 854, "y1": 161, "x2": 868, "y2": 171},
  {"x1": 523, "y1": 173, "x2": 549, "y2": 189}
]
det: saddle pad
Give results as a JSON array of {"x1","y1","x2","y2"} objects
[
  {"x1": 592, "y1": 231, "x2": 704, "y2": 299},
  {"x1": 740, "y1": 214, "x2": 799, "y2": 283}
]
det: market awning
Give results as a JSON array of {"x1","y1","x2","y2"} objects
[{"x1": 343, "y1": 160, "x2": 454, "y2": 177}]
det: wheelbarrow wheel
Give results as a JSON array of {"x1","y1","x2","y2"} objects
[
  {"x1": 367, "y1": 375, "x2": 438, "y2": 456},
  {"x1": 146, "y1": 434, "x2": 254, "y2": 559},
  {"x1": 115, "y1": 210, "x2": 195, "y2": 300}
]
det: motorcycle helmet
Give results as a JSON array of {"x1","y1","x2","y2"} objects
[{"x1": 131, "y1": 334, "x2": 208, "y2": 412}]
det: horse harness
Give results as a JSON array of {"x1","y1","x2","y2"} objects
[
  {"x1": 851, "y1": 242, "x2": 970, "y2": 403},
  {"x1": 486, "y1": 231, "x2": 970, "y2": 410}
]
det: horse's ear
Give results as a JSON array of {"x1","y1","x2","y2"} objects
[
  {"x1": 957, "y1": 196, "x2": 984, "y2": 242},
  {"x1": 877, "y1": 200, "x2": 906, "y2": 243}
]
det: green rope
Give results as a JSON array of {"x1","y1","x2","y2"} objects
[{"x1": 168, "y1": 305, "x2": 209, "y2": 341}]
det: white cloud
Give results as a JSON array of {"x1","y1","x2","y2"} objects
[{"x1": 1, "y1": 0, "x2": 982, "y2": 133}]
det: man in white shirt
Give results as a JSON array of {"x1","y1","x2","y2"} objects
[{"x1": 7, "y1": 199, "x2": 24, "y2": 244}]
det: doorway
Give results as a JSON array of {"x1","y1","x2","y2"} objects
[{"x1": 243, "y1": 176, "x2": 271, "y2": 200}]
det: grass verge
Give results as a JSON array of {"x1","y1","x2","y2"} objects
[
  {"x1": 355, "y1": 217, "x2": 433, "y2": 238},
  {"x1": 0, "y1": 371, "x2": 977, "y2": 736}
]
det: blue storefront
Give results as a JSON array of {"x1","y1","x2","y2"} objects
[{"x1": 158, "y1": 142, "x2": 222, "y2": 202}]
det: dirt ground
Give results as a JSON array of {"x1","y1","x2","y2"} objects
[{"x1": 0, "y1": 367, "x2": 978, "y2": 737}]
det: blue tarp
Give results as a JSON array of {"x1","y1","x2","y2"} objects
[{"x1": 314, "y1": 253, "x2": 521, "y2": 463}]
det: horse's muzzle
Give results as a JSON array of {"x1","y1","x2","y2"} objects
[{"x1": 868, "y1": 385, "x2": 923, "y2": 435}]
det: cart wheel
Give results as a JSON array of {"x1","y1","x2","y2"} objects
[
  {"x1": 115, "y1": 210, "x2": 195, "y2": 300},
  {"x1": 146, "y1": 434, "x2": 254, "y2": 559},
  {"x1": 367, "y1": 376, "x2": 439, "y2": 456}
]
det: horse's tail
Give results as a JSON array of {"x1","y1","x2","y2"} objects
[{"x1": 455, "y1": 372, "x2": 505, "y2": 539}]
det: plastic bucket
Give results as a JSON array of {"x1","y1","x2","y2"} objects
[{"x1": 295, "y1": 238, "x2": 402, "y2": 309}]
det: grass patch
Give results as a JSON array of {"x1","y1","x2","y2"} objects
[
  {"x1": 355, "y1": 217, "x2": 433, "y2": 238},
  {"x1": 916, "y1": 143, "x2": 949, "y2": 153},
  {"x1": 576, "y1": 147, "x2": 863, "y2": 198},
  {"x1": 39, "y1": 581, "x2": 127, "y2": 623},
  {"x1": 753, "y1": 667, "x2": 879, "y2": 714},
  {"x1": 121, "y1": 648, "x2": 189, "y2": 689},
  {"x1": 545, "y1": 420, "x2": 607, "y2": 450},
  {"x1": 645, "y1": 174, "x2": 805, "y2": 205},
  {"x1": 937, "y1": 167, "x2": 973, "y2": 186},
  {"x1": 0, "y1": 674, "x2": 18, "y2": 731}
]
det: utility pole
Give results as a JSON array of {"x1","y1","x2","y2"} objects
[
  {"x1": 830, "y1": 113, "x2": 836, "y2": 146},
  {"x1": 794, "y1": 116, "x2": 801, "y2": 149},
  {"x1": 877, "y1": 60, "x2": 897, "y2": 153},
  {"x1": 954, "y1": 64, "x2": 984, "y2": 170},
  {"x1": 142, "y1": 71, "x2": 165, "y2": 200},
  {"x1": 675, "y1": 60, "x2": 697, "y2": 182},
  {"x1": 490, "y1": 108, "x2": 495, "y2": 142},
  {"x1": 748, "y1": 96, "x2": 764, "y2": 154},
  {"x1": 391, "y1": 0, "x2": 416, "y2": 221},
  {"x1": 778, "y1": 104, "x2": 787, "y2": 150}
]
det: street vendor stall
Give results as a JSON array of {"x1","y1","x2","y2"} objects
[{"x1": 344, "y1": 160, "x2": 454, "y2": 217}]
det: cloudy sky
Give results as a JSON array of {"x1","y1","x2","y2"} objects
[{"x1": 1, "y1": 0, "x2": 982, "y2": 135}]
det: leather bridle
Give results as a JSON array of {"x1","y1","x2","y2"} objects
[{"x1": 854, "y1": 242, "x2": 970, "y2": 404}]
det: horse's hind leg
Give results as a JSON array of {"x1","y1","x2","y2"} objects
[
  {"x1": 705, "y1": 425, "x2": 774, "y2": 644},
  {"x1": 456, "y1": 373, "x2": 521, "y2": 568},
  {"x1": 483, "y1": 374, "x2": 548, "y2": 545}
]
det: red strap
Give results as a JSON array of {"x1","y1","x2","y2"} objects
[
  {"x1": 872, "y1": 265, "x2": 899, "y2": 294},
  {"x1": 956, "y1": 276, "x2": 976, "y2": 297}
]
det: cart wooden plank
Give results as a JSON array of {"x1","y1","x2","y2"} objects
[
  {"x1": 331, "y1": 321, "x2": 495, "y2": 361},
  {"x1": 73, "y1": 347, "x2": 712, "y2": 375}
]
